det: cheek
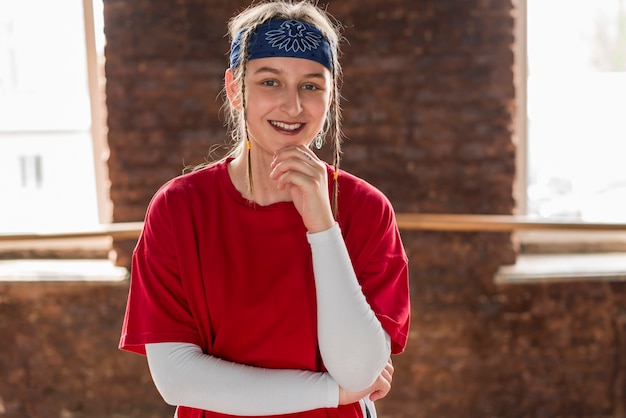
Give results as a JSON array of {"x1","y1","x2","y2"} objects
[
  {"x1": 309, "y1": 92, "x2": 331, "y2": 115},
  {"x1": 244, "y1": 92, "x2": 272, "y2": 118},
  {"x1": 315, "y1": 97, "x2": 332, "y2": 124},
  {"x1": 250, "y1": 88, "x2": 280, "y2": 108}
]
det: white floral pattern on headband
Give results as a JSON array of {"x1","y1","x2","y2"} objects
[{"x1": 265, "y1": 20, "x2": 323, "y2": 53}]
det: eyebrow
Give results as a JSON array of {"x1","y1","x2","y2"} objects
[{"x1": 253, "y1": 66, "x2": 327, "y2": 80}]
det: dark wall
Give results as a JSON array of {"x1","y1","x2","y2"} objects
[
  {"x1": 103, "y1": 0, "x2": 516, "y2": 233},
  {"x1": 46, "y1": 0, "x2": 625, "y2": 417},
  {"x1": 0, "y1": 281, "x2": 175, "y2": 418}
]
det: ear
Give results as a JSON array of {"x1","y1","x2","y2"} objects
[{"x1": 225, "y1": 68, "x2": 243, "y2": 111}]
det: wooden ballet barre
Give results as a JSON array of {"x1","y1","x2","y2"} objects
[
  {"x1": 1, "y1": 215, "x2": 626, "y2": 242},
  {"x1": 0, "y1": 222, "x2": 144, "y2": 242},
  {"x1": 395, "y1": 213, "x2": 626, "y2": 232}
]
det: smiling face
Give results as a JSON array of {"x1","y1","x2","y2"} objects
[{"x1": 227, "y1": 57, "x2": 332, "y2": 156}]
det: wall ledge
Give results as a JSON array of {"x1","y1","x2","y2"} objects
[
  {"x1": 0, "y1": 259, "x2": 128, "y2": 282},
  {"x1": 495, "y1": 252, "x2": 626, "y2": 284}
]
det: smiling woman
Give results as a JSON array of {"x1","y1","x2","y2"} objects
[
  {"x1": 224, "y1": 15, "x2": 341, "y2": 209},
  {"x1": 230, "y1": 56, "x2": 333, "y2": 210},
  {"x1": 118, "y1": 2, "x2": 410, "y2": 418}
]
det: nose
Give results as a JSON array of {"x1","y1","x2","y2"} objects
[{"x1": 280, "y1": 87, "x2": 302, "y2": 117}]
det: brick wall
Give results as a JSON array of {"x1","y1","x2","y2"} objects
[
  {"x1": 0, "y1": 281, "x2": 175, "y2": 418},
  {"x1": 104, "y1": 0, "x2": 516, "y2": 231},
  {"x1": 4, "y1": 0, "x2": 612, "y2": 417}
]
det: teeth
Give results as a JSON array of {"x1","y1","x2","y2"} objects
[{"x1": 271, "y1": 121, "x2": 302, "y2": 131}]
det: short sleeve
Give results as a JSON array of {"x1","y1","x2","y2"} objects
[
  {"x1": 359, "y1": 245, "x2": 409, "y2": 355},
  {"x1": 338, "y1": 178, "x2": 410, "y2": 355},
  {"x1": 119, "y1": 184, "x2": 203, "y2": 355}
]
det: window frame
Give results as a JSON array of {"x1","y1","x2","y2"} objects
[
  {"x1": 0, "y1": 0, "x2": 110, "y2": 258},
  {"x1": 514, "y1": 0, "x2": 626, "y2": 252},
  {"x1": 83, "y1": 0, "x2": 111, "y2": 225}
]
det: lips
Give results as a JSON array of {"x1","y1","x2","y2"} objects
[{"x1": 270, "y1": 120, "x2": 304, "y2": 133}]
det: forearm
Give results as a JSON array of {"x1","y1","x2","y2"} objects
[
  {"x1": 307, "y1": 224, "x2": 391, "y2": 392},
  {"x1": 145, "y1": 342, "x2": 339, "y2": 415}
]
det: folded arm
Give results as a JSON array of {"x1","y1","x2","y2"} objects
[
  {"x1": 145, "y1": 342, "x2": 338, "y2": 416},
  {"x1": 145, "y1": 223, "x2": 392, "y2": 413},
  {"x1": 308, "y1": 224, "x2": 391, "y2": 392}
]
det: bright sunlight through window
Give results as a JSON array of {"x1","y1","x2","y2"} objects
[
  {"x1": 0, "y1": 0, "x2": 104, "y2": 232},
  {"x1": 527, "y1": 0, "x2": 626, "y2": 222}
]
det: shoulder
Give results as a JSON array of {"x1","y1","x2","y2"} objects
[
  {"x1": 147, "y1": 161, "x2": 226, "y2": 216},
  {"x1": 138, "y1": 162, "x2": 227, "y2": 245},
  {"x1": 332, "y1": 167, "x2": 400, "y2": 246},
  {"x1": 335, "y1": 168, "x2": 395, "y2": 220},
  {"x1": 155, "y1": 161, "x2": 225, "y2": 199},
  {"x1": 333, "y1": 168, "x2": 407, "y2": 268}
]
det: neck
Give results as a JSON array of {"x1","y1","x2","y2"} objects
[{"x1": 228, "y1": 151, "x2": 292, "y2": 206}]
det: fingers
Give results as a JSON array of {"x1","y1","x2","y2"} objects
[
  {"x1": 338, "y1": 357, "x2": 396, "y2": 405},
  {"x1": 385, "y1": 357, "x2": 394, "y2": 379},
  {"x1": 339, "y1": 368, "x2": 394, "y2": 405},
  {"x1": 380, "y1": 366, "x2": 392, "y2": 384},
  {"x1": 368, "y1": 376, "x2": 391, "y2": 401},
  {"x1": 268, "y1": 146, "x2": 334, "y2": 232},
  {"x1": 269, "y1": 146, "x2": 323, "y2": 187},
  {"x1": 272, "y1": 145, "x2": 320, "y2": 165},
  {"x1": 369, "y1": 358, "x2": 394, "y2": 402}
]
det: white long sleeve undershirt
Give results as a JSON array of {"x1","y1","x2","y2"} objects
[
  {"x1": 307, "y1": 223, "x2": 390, "y2": 391},
  {"x1": 146, "y1": 342, "x2": 338, "y2": 415},
  {"x1": 145, "y1": 223, "x2": 390, "y2": 414}
]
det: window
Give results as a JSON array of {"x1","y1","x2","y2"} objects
[
  {"x1": 523, "y1": 0, "x2": 626, "y2": 222},
  {"x1": 0, "y1": 0, "x2": 107, "y2": 233},
  {"x1": 495, "y1": 0, "x2": 626, "y2": 284},
  {"x1": 516, "y1": 0, "x2": 626, "y2": 251}
]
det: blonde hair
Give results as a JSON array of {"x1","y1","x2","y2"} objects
[{"x1": 207, "y1": 1, "x2": 344, "y2": 216}]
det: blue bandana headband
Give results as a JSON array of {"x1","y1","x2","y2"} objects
[{"x1": 230, "y1": 19, "x2": 333, "y2": 71}]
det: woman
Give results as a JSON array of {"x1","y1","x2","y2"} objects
[{"x1": 119, "y1": 1, "x2": 410, "y2": 417}]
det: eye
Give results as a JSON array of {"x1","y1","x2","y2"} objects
[
  {"x1": 262, "y1": 80, "x2": 279, "y2": 87},
  {"x1": 302, "y1": 84, "x2": 318, "y2": 91}
]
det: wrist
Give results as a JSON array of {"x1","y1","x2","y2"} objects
[
  {"x1": 307, "y1": 219, "x2": 335, "y2": 234},
  {"x1": 306, "y1": 221, "x2": 339, "y2": 237},
  {"x1": 305, "y1": 207, "x2": 335, "y2": 233}
]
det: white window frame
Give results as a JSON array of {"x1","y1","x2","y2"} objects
[
  {"x1": 0, "y1": 0, "x2": 110, "y2": 259},
  {"x1": 83, "y1": 0, "x2": 112, "y2": 225}
]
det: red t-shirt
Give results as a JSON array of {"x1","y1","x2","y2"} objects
[{"x1": 120, "y1": 159, "x2": 410, "y2": 418}]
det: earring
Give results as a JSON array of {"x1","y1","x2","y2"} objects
[{"x1": 314, "y1": 134, "x2": 323, "y2": 150}]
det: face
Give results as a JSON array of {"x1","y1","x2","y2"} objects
[{"x1": 227, "y1": 57, "x2": 332, "y2": 155}]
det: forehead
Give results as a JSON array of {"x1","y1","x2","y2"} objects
[{"x1": 246, "y1": 57, "x2": 332, "y2": 80}]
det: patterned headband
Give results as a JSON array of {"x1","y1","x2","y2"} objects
[{"x1": 230, "y1": 19, "x2": 333, "y2": 71}]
